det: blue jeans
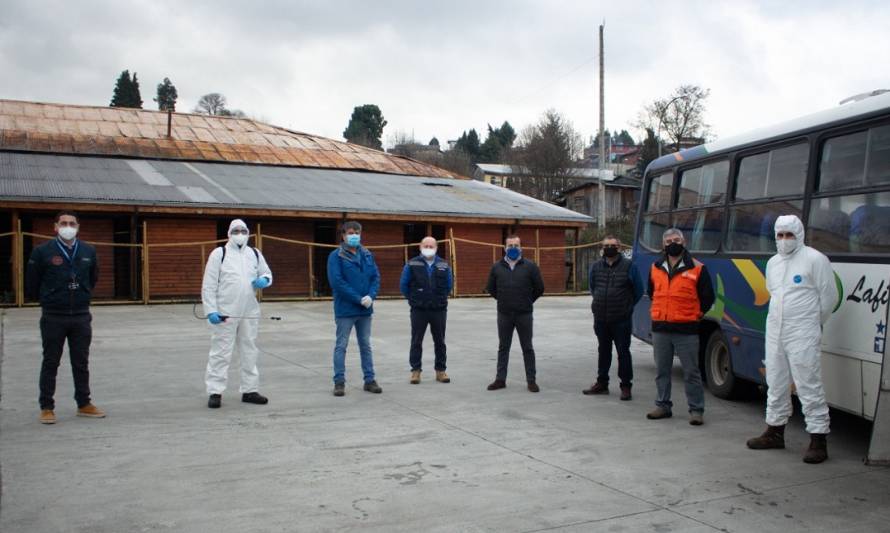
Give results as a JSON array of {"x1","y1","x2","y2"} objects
[
  {"x1": 652, "y1": 331, "x2": 704, "y2": 414},
  {"x1": 332, "y1": 315, "x2": 375, "y2": 384}
]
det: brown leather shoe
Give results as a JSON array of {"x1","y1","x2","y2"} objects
[
  {"x1": 39, "y1": 410, "x2": 56, "y2": 425},
  {"x1": 689, "y1": 412, "x2": 704, "y2": 426},
  {"x1": 487, "y1": 379, "x2": 506, "y2": 391},
  {"x1": 582, "y1": 382, "x2": 608, "y2": 395},
  {"x1": 410, "y1": 370, "x2": 421, "y2": 384},
  {"x1": 619, "y1": 385, "x2": 632, "y2": 401},
  {"x1": 76, "y1": 404, "x2": 106, "y2": 418},
  {"x1": 803, "y1": 433, "x2": 828, "y2": 464},
  {"x1": 527, "y1": 382, "x2": 540, "y2": 393},
  {"x1": 746, "y1": 425, "x2": 786, "y2": 449},
  {"x1": 646, "y1": 407, "x2": 672, "y2": 420},
  {"x1": 435, "y1": 371, "x2": 450, "y2": 383}
]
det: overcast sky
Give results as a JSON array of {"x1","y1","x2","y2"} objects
[{"x1": 2, "y1": 1, "x2": 889, "y2": 149}]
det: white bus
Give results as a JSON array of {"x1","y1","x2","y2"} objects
[{"x1": 632, "y1": 91, "x2": 890, "y2": 420}]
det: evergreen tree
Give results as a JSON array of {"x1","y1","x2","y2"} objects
[
  {"x1": 154, "y1": 77, "x2": 178, "y2": 111},
  {"x1": 636, "y1": 128, "x2": 660, "y2": 176},
  {"x1": 110, "y1": 70, "x2": 133, "y2": 107},
  {"x1": 429, "y1": 137, "x2": 440, "y2": 147},
  {"x1": 343, "y1": 104, "x2": 387, "y2": 150},
  {"x1": 128, "y1": 72, "x2": 143, "y2": 109},
  {"x1": 454, "y1": 129, "x2": 481, "y2": 159}
]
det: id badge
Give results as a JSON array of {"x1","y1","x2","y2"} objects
[{"x1": 68, "y1": 281, "x2": 80, "y2": 291}]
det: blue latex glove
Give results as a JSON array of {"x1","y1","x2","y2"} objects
[
  {"x1": 208, "y1": 312, "x2": 224, "y2": 325},
  {"x1": 252, "y1": 277, "x2": 271, "y2": 289}
]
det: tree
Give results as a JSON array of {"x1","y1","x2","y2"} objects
[
  {"x1": 454, "y1": 129, "x2": 481, "y2": 159},
  {"x1": 613, "y1": 129, "x2": 635, "y2": 146},
  {"x1": 110, "y1": 70, "x2": 142, "y2": 109},
  {"x1": 636, "y1": 84, "x2": 710, "y2": 153},
  {"x1": 479, "y1": 121, "x2": 517, "y2": 163},
  {"x1": 429, "y1": 137, "x2": 440, "y2": 148},
  {"x1": 636, "y1": 128, "x2": 660, "y2": 176},
  {"x1": 512, "y1": 109, "x2": 583, "y2": 201},
  {"x1": 194, "y1": 93, "x2": 228, "y2": 115},
  {"x1": 154, "y1": 78, "x2": 178, "y2": 111},
  {"x1": 129, "y1": 73, "x2": 143, "y2": 109},
  {"x1": 343, "y1": 104, "x2": 387, "y2": 150}
]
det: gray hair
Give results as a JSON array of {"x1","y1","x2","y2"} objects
[
  {"x1": 662, "y1": 228, "x2": 684, "y2": 241},
  {"x1": 341, "y1": 220, "x2": 362, "y2": 234}
]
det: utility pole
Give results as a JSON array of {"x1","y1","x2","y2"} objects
[{"x1": 597, "y1": 22, "x2": 606, "y2": 231}]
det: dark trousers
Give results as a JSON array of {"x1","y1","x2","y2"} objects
[
  {"x1": 409, "y1": 308, "x2": 447, "y2": 371},
  {"x1": 39, "y1": 313, "x2": 92, "y2": 410},
  {"x1": 496, "y1": 311, "x2": 536, "y2": 382},
  {"x1": 593, "y1": 317, "x2": 633, "y2": 387}
]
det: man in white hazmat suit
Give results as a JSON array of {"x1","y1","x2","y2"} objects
[
  {"x1": 202, "y1": 219, "x2": 273, "y2": 409},
  {"x1": 747, "y1": 214, "x2": 837, "y2": 463}
]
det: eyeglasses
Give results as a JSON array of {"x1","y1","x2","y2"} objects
[{"x1": 505, "y1": 244, "x2": 521, "y2": 249}]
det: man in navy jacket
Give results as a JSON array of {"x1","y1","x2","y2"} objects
[
  {"x1": 327, "y1": 221, "x2": 382, "y2": 396},
  {"x1": 26, "y1": 211, "x2": 105, "y2": 424},
  {"x1": 400, "y1": 236, "x2": 453, "y2": 385}
]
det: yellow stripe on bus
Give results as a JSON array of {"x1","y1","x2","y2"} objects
[{"x1": 732, "y1": 259, "x2": 770, "y2": 306}]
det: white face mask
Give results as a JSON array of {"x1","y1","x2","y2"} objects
[
  {"x1": 776, "y1": 238, "x2": 797, "y2": 256},
  {"x1": 231, "y1": 233, "x2": 248, "y2": 246},
  {"x1": 421, "y1": 247, "x2": 436, "y2": 258},
  {"x1": 58, "y1": 226, "x2": 78, "y2": 241}
]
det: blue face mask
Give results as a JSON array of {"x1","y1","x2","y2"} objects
[
  {"x1": 345, "y1": 234, "x2": 361, "y2": 247},
  {"x1": 505, "y1": 247, "x2": 521, "y2": 260}
]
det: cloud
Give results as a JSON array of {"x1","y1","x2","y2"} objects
[{"x1": 1, "y1": 0, "x2": 889, "y2": 148}]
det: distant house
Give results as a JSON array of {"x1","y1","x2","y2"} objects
[
  {"x1": 554, "y1": 175, "x2": 642, "y2": 225},
  {"x1": 473, "y1": 163, "x2": 615, "y2": 188}
]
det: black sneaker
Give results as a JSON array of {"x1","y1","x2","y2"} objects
[
  {"x1": 363, "y1": 381, "x2": 383, "y2": 394},
  {"x1": 208, "y1": 394, "x2": 222, "y2": 409},
  {"x1": 333, "y1": 382, "x2": 345, "y2": 397},
  {"x1": 242, "y1": 392, "x2": 268, "y2": 405}
]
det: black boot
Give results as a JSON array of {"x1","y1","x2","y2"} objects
[
  {"x1": 363, "y1": 381, "x2": 382, "y2": 394},
  {"x1": 333, "y1": 382, "x2": 345, "y2": 397},
  {"x1": 241, "y1": 392, "x2": 268, "y2": 405},
  {"x1": 208, "y1": 394, "x2": 221, "y2": 409},
  {"x1": 803, "y1": 433, "x2": 828, "y2": 464},
  {"x1": 746, "y1": 424, "x2": 785, "y2": 449}
]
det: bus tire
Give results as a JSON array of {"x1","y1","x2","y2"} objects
[{"x1": 704, "y1": 329, "x2": 737, "y2": 399}]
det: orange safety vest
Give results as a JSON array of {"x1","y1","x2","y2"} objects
[{"x1": 650, "y1": 260, "x2": 704, "y2": 323}]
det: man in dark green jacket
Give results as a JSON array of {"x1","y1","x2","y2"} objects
[{"x1": 26, "y1": 211, "x2": 105, "y2": 425}]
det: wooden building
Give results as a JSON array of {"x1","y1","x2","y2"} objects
[{"x1": 0, "y1": 100, "x2": 591, "y2": 305}]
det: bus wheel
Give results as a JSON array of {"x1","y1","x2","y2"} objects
[{"x1": 705, "y1": 330, "x2": 737, "y2": 399}]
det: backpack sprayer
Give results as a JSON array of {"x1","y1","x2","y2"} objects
[{"x1": 192, "y1": 302, "x2": 283, "y2": 322}]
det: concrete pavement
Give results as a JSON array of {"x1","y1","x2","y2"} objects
[{"x1": 1, "y1": 297, "x2": 888, "y2": 532}]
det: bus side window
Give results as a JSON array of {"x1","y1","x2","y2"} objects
[{"x1": 808, "y1": 205, "x2": 851, "y2": 252}]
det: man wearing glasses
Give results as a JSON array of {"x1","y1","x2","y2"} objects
[
  {"x1": 26, "y1": 211, "x2": 104, "y2": 424},
  {"x1": 485, "y1": 234, "x2": 545, "y2": 392}
]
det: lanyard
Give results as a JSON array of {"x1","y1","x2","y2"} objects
[{"x1": 55, "y1": 238, "x2": 79, "y2": 279}]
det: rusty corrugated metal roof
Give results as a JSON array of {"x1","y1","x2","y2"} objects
[{"x1": 0, "y1": 99, "x2": 456, "y2": 179}]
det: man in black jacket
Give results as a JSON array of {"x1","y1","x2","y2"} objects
[
  {"x1": 583, "y1": 236, "x2": 644, "y2": 400},
  {"x1": 485, "y1": 235, "x2": 545, "y2": 392},
  {"x1": 26, "y1": 211, "x2": 105, "y2": 425}
]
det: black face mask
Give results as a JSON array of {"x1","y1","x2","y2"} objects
[
  {"x1": 602, "y1": 246, "x2": 619, "y2": 258},
  {"x1": 665, "y1": 242, "x2": 684, "y2": 257}
]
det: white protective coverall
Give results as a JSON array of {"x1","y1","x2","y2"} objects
[
  {"x1": 764, "y1": 215, "x2": 837, "y2": 434},
  {"x1": 202, "y1": 219, "x2": 273, "y2": 395}
]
